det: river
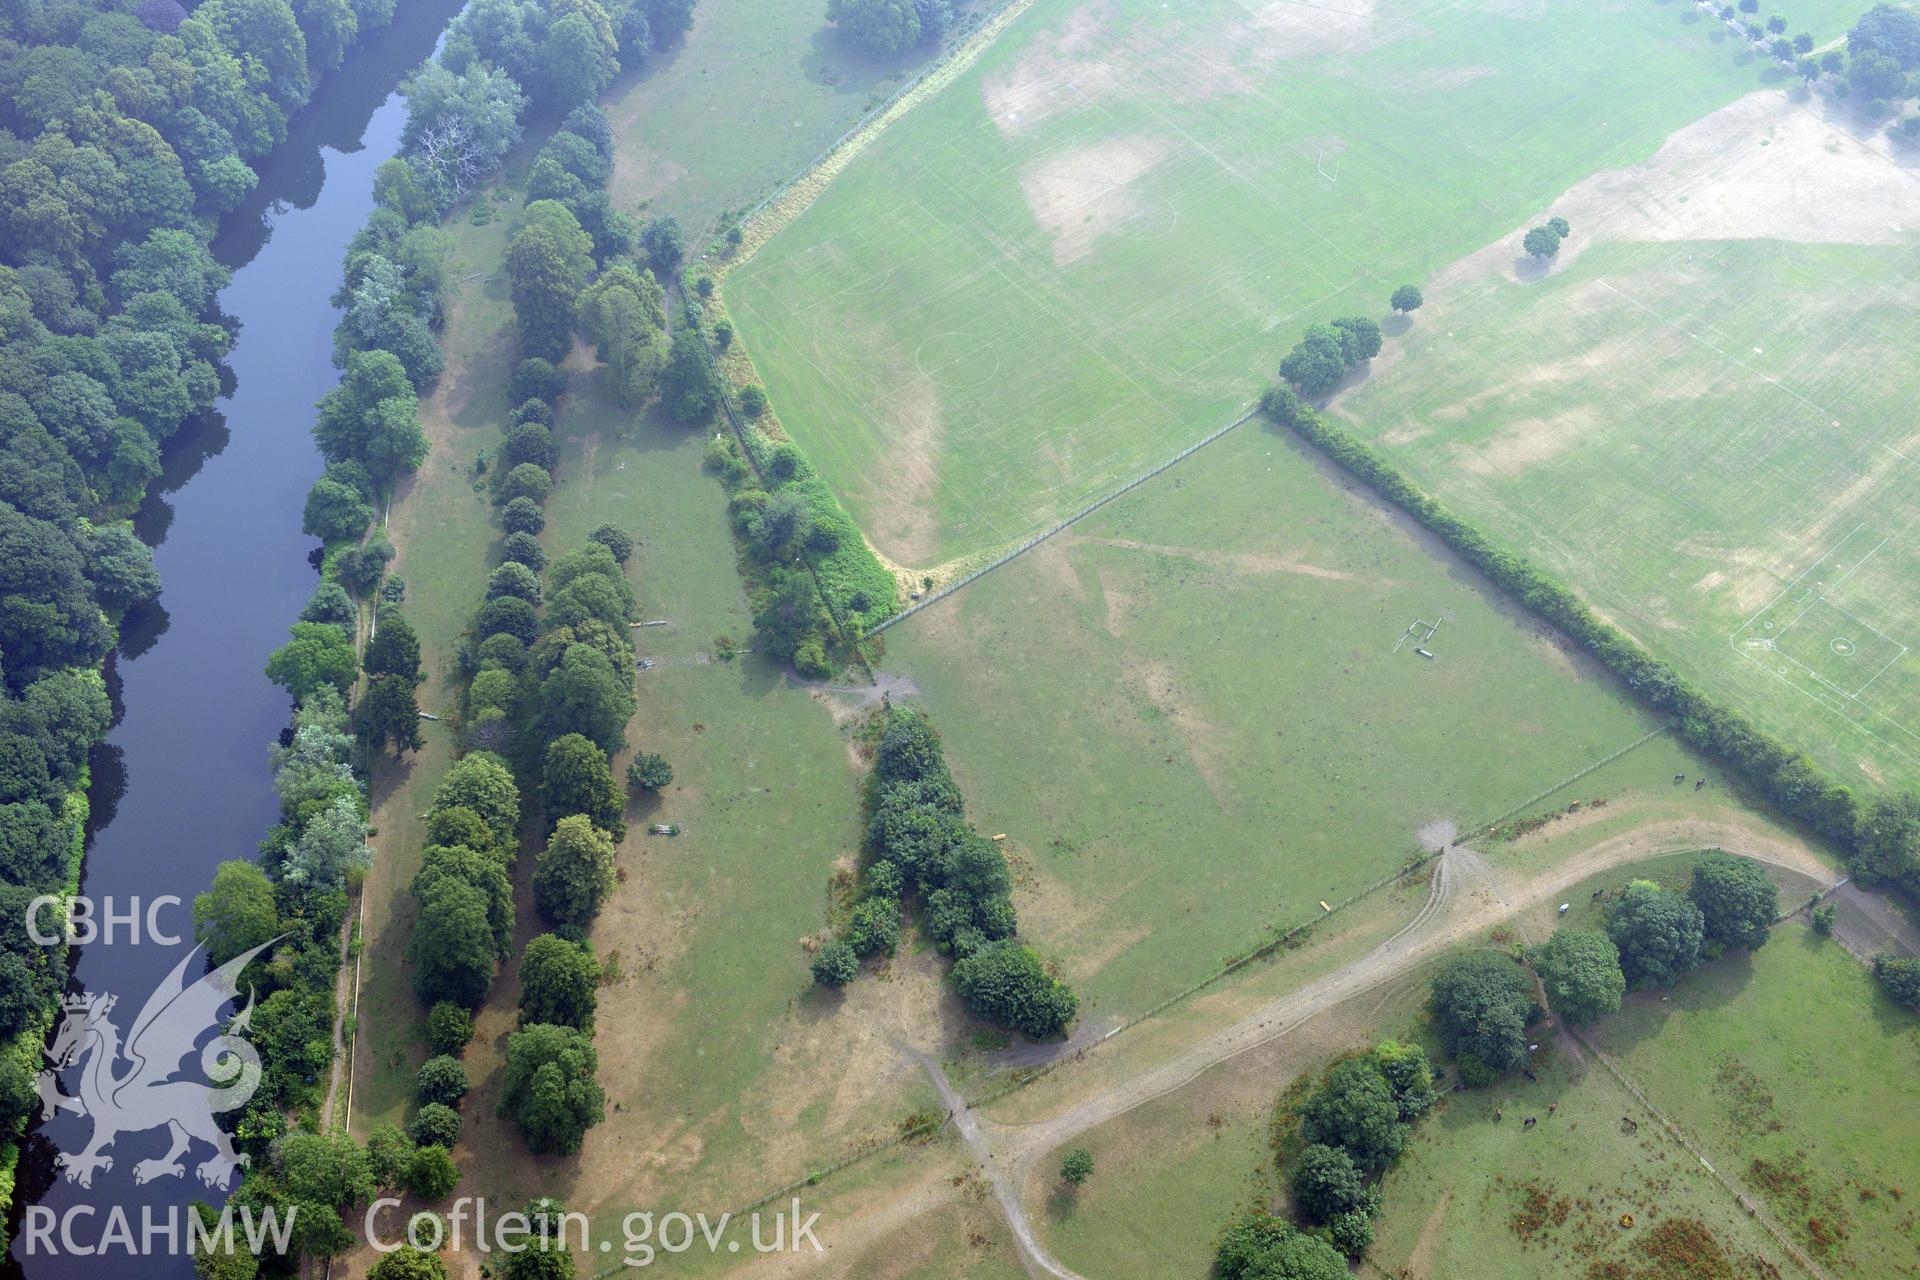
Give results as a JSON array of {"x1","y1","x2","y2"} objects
[{"x1": 6, "y1": 3, "x2": 467, "y2": 1274}]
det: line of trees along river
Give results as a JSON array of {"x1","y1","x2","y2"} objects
[{"x1": 5, "y1": 3, "x2": 467, "y2": 1276}]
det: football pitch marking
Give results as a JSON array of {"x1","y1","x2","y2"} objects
[{"x1": 1730, "y1": 523, "x2": 1920, "y2": 764}]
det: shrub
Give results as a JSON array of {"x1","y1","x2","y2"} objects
[
  {"x1": 426, "y1": 1003, "x2": 473, "y2": 1056},
  {"x1": 845, "y1": 897, "x2": 901, "y2": 957},
  {"x1": 404, "y1": 1145, "x2": 460, "y2": 1200},
  {"x1": 1328, "y1": 1211, "x2": 1375, "y2": 1259},
  {"x1": 1874, "y1": 954, "x2": 1920, "y2": 1010},
  {"x1": 950, "y1": 941, "x2": 1077, "y2": 1039},
  {"x1": 1059, "y1": 1149, "x2": 1094, "y2": 1185},
  {"x1": 739, "y1": 384, "x2": 768, "y2": 417},
  {"x1": 408, "y1": 1102, "x2": 462, "y2": 1148},
  {"x1": 810, "y1": 940, "x2": 859, "y2": 987},
  {"x1": 415, "y1": 1055, "x2": 470, "y2": 1107},
  {"x1": 627, "y1": 753, "x2": 673, "y2": 792}
]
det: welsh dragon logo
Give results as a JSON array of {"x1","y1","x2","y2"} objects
[{"x1": 36, "y1": 940, "x2": 275, "y2": 1190}]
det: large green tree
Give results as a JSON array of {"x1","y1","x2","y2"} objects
[
  {"x1": 1298, "y1": 1058, "x2": 1407, "y2": 1173},
  {"x1": 1215, "y1": 1215, "x2": 1348, "y2": 1280},
  {"x1": 498, "y1": 1023, "x2": 606, "y2": 1155},
  {"x1": 193, "y1": 860, "x2": 280, "y2": 966},
  {"x1": 507, "y1": 200, "x2": 594, "y2": 362},
  {"x1": 1688, "y1": 853, "x2": 1779, "y2": 951},
  {"x1": 826, "y1": 0, "x2": 921, "y2": 54},
  {"x1": 1430, "y1": 949, "x2": 1536, "y2": 1073},
  {"x1": 265, "y1": 622, "x2": 357, "y2": 701},
  {"x1": 409, "y1": 877, "x2": 498, "y2": 1007},
  {"x1": 1529, "y1": 927, "x2": 1624, "y2": 1025},
  {"x1": 949, "y1": 940, "x2": 1076, "y2": 1039},
  {"x1": 1607, "y1": 880, "x2": 1705, "y2": 988},
  {"x1": 518, "y1": 933, "x2": 601, "y2": 1029},
  {"x1": 532, "y1": 814, "x2": 617, "y2": 929},
  {"x1": 313, "y1": 349, "x2": 426, "y2": 481},
  {"x1": 541, "y1": 733, "x2": 625, "y2": 834}
]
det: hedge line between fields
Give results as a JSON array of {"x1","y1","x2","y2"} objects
[{"x1": 1261, "y1": 384, "x2": 1864, "y2": 857}]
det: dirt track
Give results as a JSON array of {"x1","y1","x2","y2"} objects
[{"x1": 915, "y1": 821, "x2": 1836, "y2": 1280}]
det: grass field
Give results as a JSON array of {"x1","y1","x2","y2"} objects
[
  {"x1": 1336, "y1": 223, "x2": 1920, "y2": 792},
  {"x1": 727, "y1": 0, "x2": 1878, "y2": 569},
  {"x1": 878, "y1": 419, "x2": 1686, "y2": 1017},
  {"x1": 350, "y1": 0, "x2": 987, "y2": 1246},
  {"x1": 1374, "y1": 917, "x2": 1920, "y2": 1279},
  {"x1": 1027, "y1": 853, "x2": 1898, "y2": 1280},
  {"x1": 604, "y1": 0, "x2": 950, "y2": 231}
]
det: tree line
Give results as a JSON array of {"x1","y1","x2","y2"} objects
[
  {"x1": 824, "y1": 0, "x2": 954, "y2": 58},
  {"x1": 811, "y1": 707, "x2": 1078, "y2": 1040},
  {"x1": 199, "y1": 5, "x2": 697, "y2": 1270},
  {"x1": 1260, "y1": 380, "x2": 1920, "y2": 901},
  {"x1": 1215, "y1": 1040, "x2": 1441, "y2": 1278},
  {"x1": 1766, "y1": 2, "x2": 1920, "y2": 136},
  {"x1": 1431, "y1": 853, "x2": 1780, "y2": 1085},
  {"x1": 0, "y1": 0, "x2": 423, "y2": 1233}
]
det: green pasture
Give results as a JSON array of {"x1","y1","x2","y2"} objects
[
  {"x1": 1584, "y1": 922, "x2": 1920, "y2": 1276},
  {"x1": 605, "y1": 0, "x2": 954, "y2": 231},
  {"x1": 728, "y1": 0, "x2": 1875, "y2": 567},
  {"x1": 1376, "y1": 920, "x2": 1920, "y2": 1278},
  {"x1": 879, "y1": 421, "x2": 1671, "y2": 1016},
  {"x1": 358, "y1": 0, "x2": 973, "y2": 1219},
  {"x1": 1337, "y1": 236, "x2": 1920, "y2": 791}
]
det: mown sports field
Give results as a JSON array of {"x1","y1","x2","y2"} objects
[
  {"x1": 1336, "y1": 223, "x2": 1920, "y2": 792},
  {"x1": 727, "y1": 0, "x2": 1878, "y2": 571}
]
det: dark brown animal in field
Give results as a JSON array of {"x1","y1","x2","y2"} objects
[
  {"x1": 1696, "y1": 778, "x2": 1706, "y2": 789},
  {"x1": 1523, "y1": 1117, "x2": 1537, "y2": 1129}
]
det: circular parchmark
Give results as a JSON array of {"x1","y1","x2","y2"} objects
[
  {"x1": 1831, "y1": 637, "x2": 1857, "y2": 657},
  {"x1": 915, "y1": 331, "x2": 1001, "y2": 390}
]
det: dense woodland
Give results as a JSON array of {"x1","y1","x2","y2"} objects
[
  {"x1": 0, "y1": 0, "x2": 417, "y2": 1200},
  {"x1": 0, "y1": 0, "x2": 690, "y2": 1271}
]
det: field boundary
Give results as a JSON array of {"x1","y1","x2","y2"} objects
[
  {"x1": 720, "y1": 0, "x2": 1038, "y2": 271},
  {"x1": 868, "y1": 404, "x2": 1261, "y2": 634},
  {"x1": 678, "y1": 718, "x2": 1682, "y2": 1227},
  {"x1": 1566, "y1": 1025, "x2": 1833, "y2": 1280}
]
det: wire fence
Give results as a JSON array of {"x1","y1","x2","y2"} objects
[
  {"x1": 1567, "y1": 1025, "x2": 1833, "y2": 1280},
  {"x1": 869, "y1": 404, "x2": 1261, "y2": 635},
  {"x1": 718, "y1": 0, "x2": 1037, "y2": 259}
]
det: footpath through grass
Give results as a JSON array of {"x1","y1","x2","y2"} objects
[
  {"x1": 354, "y1": 0, "x2": 977, "y2": 1232},
  {"x1": 880, "y1": 422, "x2": 1671, "y2": 1017}
]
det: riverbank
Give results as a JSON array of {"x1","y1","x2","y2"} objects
[
  {"x1": 346, "y1": 0, "x2": 986, "y2": 1247},
  {"x1": 4, "y1": 3, "x2": 466, "y2": 1268}
]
